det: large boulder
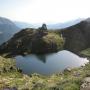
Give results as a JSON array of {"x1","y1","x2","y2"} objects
[
  {"x1": 80, "y1": 77, "x2": 90, "y2": 90},
  {"x1": 39, "y1": 24, "x2": 47, "y2": 30}
]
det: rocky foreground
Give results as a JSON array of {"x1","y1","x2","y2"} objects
[
  {"x1": 80, "y1": 77, "x2": 90, "y2": 90},
  {"x1": 0, "y1": 56, "x2": 89, "y2": 90}
]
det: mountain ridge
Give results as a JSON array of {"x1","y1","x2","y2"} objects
[
  {"x1": 14, "y1": 18, "x2": 84, "y2": 29},
  {"x1": 0, "y1": 17, "x2": 20, "y2": 45}
]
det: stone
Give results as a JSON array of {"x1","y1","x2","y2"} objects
[
  {"x1": 64, "y1": 67, "x2": 72, "y2": 72},
  {"x1": 3, "y1": 87, "x2": 17, "y2": 90},
  {"x1": 73, "y1": 72, "x2": 81, "y2": 77},
  {"x1": 80, "y1": 77, "x2": 90, "y2": 90}
]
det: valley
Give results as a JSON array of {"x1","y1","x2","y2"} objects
[{"x1": 0, "y1": 17, "x2": 90, "y2": 90}]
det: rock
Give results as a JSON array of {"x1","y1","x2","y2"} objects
[
  {"x1": 41, "y1": 23, "x2": 47, "y2": 30},
  {"x1": 73, "y1": 72, "x2": 81, "y2": 77},
  {"x1": 3, "y1": 87, "x2": 17, "y2": 90},
  {"x1": 32, "y1": 80, "x2": 45, "y2": 90},
  {"x1": 39, "y1": 24, "x2": 47, "y2": 30},
  {"x1": 17, "y1": 68, "x2": 22, "y2": 73},
  {"x1": 9, "y1": 66, "x2": 14, "y2": 71},
  {"x1": 0, "y1": 28, "x2": 64, "y2": 55},
  {"x1": 3, "y1": 67, "x2": 7, "y2": 73},
  {"x1": 80, "y1": 77, "x2": 90, "y2": 90},
  {"x1": 64, "y1": 67, "x2": 72, "y2": 72}
]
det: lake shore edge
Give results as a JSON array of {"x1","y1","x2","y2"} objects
[{"x1": 0, "y1": 53, "x2": 90, "y2": 90}]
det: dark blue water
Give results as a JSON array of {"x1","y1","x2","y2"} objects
[{"x1": 15, "y1": 50, "x2": 89, "y2": 75}]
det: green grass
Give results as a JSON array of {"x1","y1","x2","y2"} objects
[
  {"x1": 80, "y1": 48, "x2": 90, "y2": 57},
  {"x1": 43, "y1": 32, "x2": 64, "y2": 50},
  {"x1": 0, "y1": 56, "x2": 16, "y2": 71},
  {"x1": 0, "y1": 56, "x2": 90, "y2": 90}
]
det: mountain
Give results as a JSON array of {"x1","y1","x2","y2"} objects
[
  {"x1": 14, "y1": 21, "x2": 34, "y2": 29},
  {"x1": 47, "y1": 18, "x2": 84, "y2": 29},
  {"x1": 14, "y1": 18, "x2": 84, "y2": 29},
  {"x1": 61, "y1": 18, "x2": 90, "y2": 53},
  {"x1": 0, "y1": 18, "x2": 89, "y2": 56},
  {"x1": 14, "y1": 21, "x2": 41, "y2": 29},
  {"x1": 0, "y1": 17, "x2": 20, "y2": 45},
  {"x1": 0, "y1": 26, "x2": 64, "y2": 56}
]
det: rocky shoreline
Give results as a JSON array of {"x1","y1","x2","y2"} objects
[
  {"x1": 0, "y1": 55, "x2": 89, "y2": 90},
  {"x1": 0, "y1": 19, "x2": 90, "y2": 89}
]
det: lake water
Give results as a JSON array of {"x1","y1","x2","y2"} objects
[{"x1": 15, "y1": 50, "x2": 89, "y2": 75}]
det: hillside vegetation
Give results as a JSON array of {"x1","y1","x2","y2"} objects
[
  {"x1": 0, "y1": 56, "x2": 90, "y2": 90},
  {"x1": 61, "y1": 19, "x2": 90, "y2": 53},
  {"x1": 0, "y1": 20, "x2": 90, "y2": 90},
  {"x1": 0, "y1": 27, "x2": 64, "y2": 56},
  {"x1": 80, "y1": 48, "x2": 90, "y2": 57}
]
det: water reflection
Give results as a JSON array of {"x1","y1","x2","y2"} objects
[
  {"x1": 15, "y1": 50, "x2": 89, "y2": 75},
  {"x1": 36, "y1": 55, "x2": 46, "y2": 63}
]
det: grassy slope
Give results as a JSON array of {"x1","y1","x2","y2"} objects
[
  {"x1": 80, "y1": 48, "x2": 90, "y2": 57},
  {"x1": 0, "y1": 30, "x2": 64, "y2": 55},
  {"x1": 0, "y1": 56, "x2": 90, "y2": 90},
  {"x1": 43, "y1": 32, "x2": 64, "y2": 50}
]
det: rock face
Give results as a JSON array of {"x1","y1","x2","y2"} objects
[
  {"x1": 80, "y1": 77, "x2": 90, "y2": 90},
  {"x1": 0, "y1": 28, "x2": 64, "y2": 56},
  {"x1": 3, "y1": 87, "x2": 17, "y2": 90},
  {"x1": 61, "y1": 19, "x2": 90, "y2": 53},
  {"x1": 40, "y1": 23, "x2": 47, "y2": 30}
]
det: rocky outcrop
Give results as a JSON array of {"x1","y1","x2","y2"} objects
[
  {"x1": 3, "y1": 87, "x2": 17, "y2": 90},
  {"x1": 80, "y1": 77, "x2": 90, "y2": 90},
  {"x1": 38, "y1": 23, "x2": 47, "y2": 30},
  {"x1": 1, "y1": 18, "x2": 90, "y2": 55},
  {"x1": 0, "y1": 28, "x2": 64, "y2": 56},
  {"x1": 61, "y1": 19, "x2": 90, "y2": 53}
]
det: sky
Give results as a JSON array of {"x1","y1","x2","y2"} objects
[{"x1": 0, "y1": 0, "x2": 90, "y2": 24}]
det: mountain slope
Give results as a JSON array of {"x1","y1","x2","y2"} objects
[
  {"x1": 0, "y1": 18, "x2": 89, "y2": 55},
  {"x1": 61, "y1": 18, "x2": 90, "y2": 53},
  {"x1": 14, "y1": 18, "x2": 84, "y2": 29},
  {"x1": 0, "y1": 27, "x2": 64, "y2": 56},
  {"x1": 47, "y1": 18, "x2": 84, "y2": 29},
  {"x1": 0, "y1": 17, "x2": 20, "y2": 45},
  {"x1": 14, "y1": 21, "x2": 34, "y2": 29}
]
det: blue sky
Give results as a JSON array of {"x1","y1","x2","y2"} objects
[{"x1": 0, "y1": 0, "x2": 90, "y2": 23}]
